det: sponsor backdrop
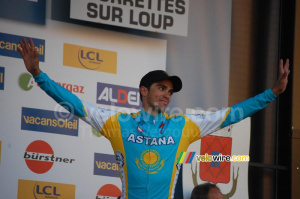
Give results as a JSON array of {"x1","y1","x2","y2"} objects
[
  {"x1": 0, "y1": 1, "x2": 166, "y2": 198},
  {"x1": 0, "y1": 0, "x2": 250, "y2": 199}
]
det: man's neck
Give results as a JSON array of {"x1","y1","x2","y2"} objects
[{"x1": 142, "y1": 106, "x2": 162, "y2": 116}]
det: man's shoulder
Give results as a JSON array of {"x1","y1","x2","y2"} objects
[{"x1": 164, "y1": 112, "x2": 188, "y2": 120}]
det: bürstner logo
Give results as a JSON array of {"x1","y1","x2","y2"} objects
[
  {"x1": 0, "y1": 67, "x2": 4, "y2": 90},
  {"x1": 17, "y1": 179, "x2": 76, "y2": 199},
  {"x1": 96, "y1": 184, "x2": 121, "y2": 199},
  {"x1": 24, "y1": 140, "x2": 75, "y2": 174},
  {"x1": 63, "y1": 43, "x2": 117, "y2": 74},
  {"x1": 97, "y1": 82, "x2": 141, "y2": 109},
  {"x1": 94, "y1": 153, "x2": 119, "y2": 177},
  {"x1": 21, "y1": 107, "x2": 79, "y2": 136},
  {"x1": 0, "y1": 32, "x2": 45, "y2": 61}
]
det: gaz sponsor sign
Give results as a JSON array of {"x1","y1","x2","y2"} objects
[
  {"x1": 21, "y1": 107, "x2": 79, "y2": 136},
  {"x1": 0, "y1": 32, "x2": 45, "y2": 61},
  {"x1": 18, "y1": 72, "x2": 85, "y2": 93},
  {"x1": 17, "y1": 179, "x2": 75, "y2": 199},
  {"x1": 97, "y1": 82, "x2": 141, "y2": 109},
  {"x1": 63, "y1": 43, "x2": 117, "y2": 74},
  {"x1": 70, "y1": 0, "x2": 189, "y2": 36}
]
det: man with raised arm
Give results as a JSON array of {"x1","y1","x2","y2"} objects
[{"x1": 18, "y1": 38, "x2": 289, "y2": 199}]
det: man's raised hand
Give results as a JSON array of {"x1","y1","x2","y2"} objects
[
  {"x1": 17, "y1": 38, "x2": 41, "y2": 76},
  {"x1": 272, "y1": 59, "x2": 290, "y2": 95}
]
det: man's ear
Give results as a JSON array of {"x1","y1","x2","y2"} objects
[{"x1": 140, "y1": 86, "x2": 148, "y2": 97}]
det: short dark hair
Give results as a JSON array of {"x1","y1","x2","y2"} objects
[{"x1": 191, "y1": 183, "x2": 220, "y2": 199}]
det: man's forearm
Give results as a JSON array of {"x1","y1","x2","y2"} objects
[
  {"x1": 34, "y1": 71, "x2": 86, "y2": 117},
  {"x1": 221, "y1": 89, "x2": 277, "y2": 128}
]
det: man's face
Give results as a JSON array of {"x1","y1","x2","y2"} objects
[{"x1": 142, "y1": 80, "x2": 174, "y2": 114}]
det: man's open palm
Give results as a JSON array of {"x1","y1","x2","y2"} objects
[{"x1": 17, "y1": 38, "x2": 41, "y2": 76}]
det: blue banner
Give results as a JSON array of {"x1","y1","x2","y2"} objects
[
  {"x1": 21, "y1": 107, "x2": 79, "y2": 137},
  {"x1": 0, "y1": 67, "x2": 4, "y2": 90},
  {"x1": 0, "y1": 32, "x2": 45, "y2": 62},
  {"x1": 0, "y1": 0, "x2": 46, "y2": 25},
  {"x1": 94, "y1": 153, "x2": 119, "y2": 177}
]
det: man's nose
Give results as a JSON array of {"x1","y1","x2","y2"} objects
[{"x1": 164, "y1": 91, "x2": 171, "y2": 99}]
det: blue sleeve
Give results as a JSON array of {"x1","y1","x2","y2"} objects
[
  {"x1": 33, "y1": 71, "x2": 86, "y2": 117},
  {"x1": 221, "y1": 89, "x2": 277, "y2": 128}
]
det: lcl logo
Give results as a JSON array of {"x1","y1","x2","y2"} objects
[
  {"x1": 35, "y1": 185, "x2": 60, "y2": 196},
  {"x1": 63, "y1": 43, "x2": 117, "y2": 74},
  {"x1": 17, "y1": 179, "x2": 76, "y2": 199},
  {"x1": 78, "y1": 48, "x2": 103, "y2": 70}
]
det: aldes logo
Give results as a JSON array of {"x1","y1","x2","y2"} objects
[
  {"x1": 97, "y1": 82, "x2": 141, "y2": 109},
  {"x1": 63, "y1": 43, "x2": 117, "y2": 74},
  {"x1": 0, "y1": 32, "x2": 45, "y2": 61},
  {"x1": 24, "y1": 140, "x2": 75, "y2": 174},
  {"x1": 17, "y1": 179, "x2": 76, "y2": 199},
  {"x1": 0, "y1": 67, "x2": 4, "y2": 90},
  {"x1": 94, "y1": 153, "x2": 119, "y2": 177},
  {"x1": 96, "y1": 184, "x2": 121, "y2": 199},
  {"x1": 21, "y1": 107, "x2": 79, "y2": 136}
]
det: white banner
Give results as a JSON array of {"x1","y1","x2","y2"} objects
[{"x1": 70, "y1": 0, "x2": 189, "y2": 36}]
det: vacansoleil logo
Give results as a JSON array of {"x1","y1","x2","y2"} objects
[
  {"x1": 94, "y1": 153, "x2": 119, "y2": 177},
  {"x1": 0, "y1": 32, "x2": 45, "y2": 61},
  {"x1": 177, "y1": 152, "x2": 249, "y2": 163},
  {"x1": 24, "y1": 140, "x2": 75, "y2": 174},
  {"x1": 0, "y1": 67, "x2": 4, "y2": 90},
  {"x1": 17, "y1": 179, "x2": 76, "y2": 199},
  {"x1": 21, "y1": 107, "x2": 79, "y2": 136}
]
